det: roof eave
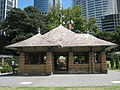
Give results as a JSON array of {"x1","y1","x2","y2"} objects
[
  {"x1": 105, "y1": 45, "x2": 118, "y2": 51},
  {"x1": 5, "y1": 45, "x2": 62, "y2": 48},
  {"x1": 61, "y1": 44, "x2": 117, "y2": 47}
]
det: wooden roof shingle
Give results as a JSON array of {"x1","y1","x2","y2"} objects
[{"x1": 6, "y1": 25, "x2": 117, "y2": 48}]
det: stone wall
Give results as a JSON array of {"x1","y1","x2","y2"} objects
[
  {"x1": 69, "y1": 64, "x2": 89, "y2": 73},
  {"x1": 68, "y1": 52, "x2": 74, "y2": 73},
  {"x1": 18, "y1": 51, "x2": 107, "y2": 75},
  {"x1": 95, "y1": 64, "x2": 101, "y2": 73},
  {"x1": 89, "y1": 52, "x2": 94, "y2": 73},
  {"x1": 18, "y1": 52, "x2": 53, "y2": 75},
  {"x1": 68, "y1": 52, "x2": 88, "y2": 73},
  {"x1": 68, "y1": 52, "x2": 106, "y2": 74},
  {"x1": 100, "y1": 52, "x2": 107, "y2": 73},
  {"x1": 46, "y1": 52, "x2": 53, "y2": 75},
  {"x1": 18, "y1": 53, "x2": 25, "y2": 75},
  {"x1": 68, "y1": 64, "x2": 101, "y2": 74},
  {"x1": 24, "y1": 65, "x2": 46, "y2": 75}
]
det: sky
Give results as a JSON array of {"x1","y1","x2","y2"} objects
[{"x1": 18, "y1": 0, "x2": 72, "y2": 10}]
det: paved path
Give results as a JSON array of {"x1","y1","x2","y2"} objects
[{"x1": 0, "y1": 71, "x2": 120, "y2": 87}]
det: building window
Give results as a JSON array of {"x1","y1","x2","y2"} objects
[
  {"x1": 7, "y1": 5, "x2": 12, "y2": 10},
  {"x1": 25, "y1": 52, "x2": 46, "y2": 65},
  {"x1": 73, "y1": 53, "x2": 89, "y2": 64},
  {"x1": 7, "y1": 1, "x2": 13, "y2": 6}
]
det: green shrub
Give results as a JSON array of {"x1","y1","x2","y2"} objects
[
  {"x1": 5, "y1": 58, "x2": 15, "y2": 65},
  {"x1": 114, "y1": 54, "x2": 120, "y2": 69},
  {"x1": 1, "y1": 62, "x2": 12, "y2": 73},
  {"x1": 110, "y1": 56, "x2": 115, "y2": 69},
  {"x1": 109, "y1": 53, "x2": 120, "y2": 69}
]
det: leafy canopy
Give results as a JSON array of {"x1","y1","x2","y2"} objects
[
  {"x1": 2, "y1": 6, "x2": 46, "y2": 43},
  {"x1": 46, "y1": 5, "x2": 98, "y2": 34},
  {"x1": 96, "y1": 26, "x2": 120, "y2": 51}
]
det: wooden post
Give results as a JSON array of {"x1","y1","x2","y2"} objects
[
  {"x1": 89, "y1": 52, "x2": 95, "y2": 73},
  {"x1": 46, "y1": 52, "x2": 53, "y2": 75},
  {"x1": 100, "y1": 52, "x2": 107, "y2": 73},
  {"x1": 18, "y1": 53, "x2": 25, "y2": 75}
]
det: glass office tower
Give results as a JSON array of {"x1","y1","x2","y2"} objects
[
  {"x1": 34, "y1": 0, "x2": 50, "y2": 14},
  {"x1": 0, "y1": 0, "x2": 18, "y2": 20},
  {"x1": 101, "y1": 13, "x2": 120, "y2": 31},
  {"x1": 34, "y1": 0, "x2": 62, "y2": 14},
  {"x1": 73, "y1": 0, "x2": 118, "y2": 30},
  {"x1": 117, "y1": 0, "x2": 120, "y2": 13},
  {"x1": 51, "y1": 0, "x2": 62, "y2": 7}
]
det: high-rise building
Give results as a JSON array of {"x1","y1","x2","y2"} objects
[
  {"x1": 0, "y1": 0, "x2": 18, "y2": 35},
  {"x1": 51, "y1": 0, "x2": 62, "y2": 7},
  {"x1": 72, "y1": 0, "x2": 118, "y2": 30},
  {"x1": 34, "y1": 0, "x2": 49, "y2": 14},
  {"x1": 117, "y1": 0, "x2": 120, "y2": 13},
  {"x1": 34, "y1": 0, "x2": 62, "y2": 14},
  {"x1": 102, "y1": 14, "x2": 120, "y2": 31},
  {"x1": 0, "y1": 0, "x2": 18, "y2": 20}
]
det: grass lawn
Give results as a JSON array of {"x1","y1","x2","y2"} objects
[
  {"x1": 109, "y1": 69, "x2": 120, "y2": 72},
  {"x1": 0, "y1": 86, "x2": 120, "y2": 90}
]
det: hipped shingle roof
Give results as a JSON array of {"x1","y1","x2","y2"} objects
[{"x1": 6, "y1": 25, "x2": 117, "y2": 48}]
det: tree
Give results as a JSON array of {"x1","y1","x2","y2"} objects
[
  {"x1": 114, "y1": 54, "x2": 120, "y2": 69},
  {"x1": 114, "y1": 26, "x2": 120, "y2": 51},
  {"x1": 72, "y1": 9, "x2": 98, "y2": 34},
  {"x1": 2, "y1": 8, "x2": 30, "y2": 43},
  {"x1": 110, "y1": 53, "x2": 115, "y2": 69},
  {"x1": 86, "y1": 18, "x2": 98, "y2": 34},
  {"x1": 46, "y1": 5, "x2": 62, "y2": 30},
  {"x1": 95, "y1": 25, "x2": 120, "y2": 51},
  {"x1": 46, "y1": 5, "x2": 98, "y2": 34},
  {"x1": 95, "y1": 30, "x2": 115, "y2": 43},
  {"x1": 2, "y1": 7, "x2": 46, "y2": 43},
  {"x1": 68, "y1": 6, "x2": 87, "y2": 33},
  {"x1": 0, "y1": 35, "x2": 9, "y2": 54},
  {"x1": 109, "y1": 53, "x2": 120, "y2": 69},
  {"x1": 24, "y1": 6, "x2": 47, "y2": 34}
]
